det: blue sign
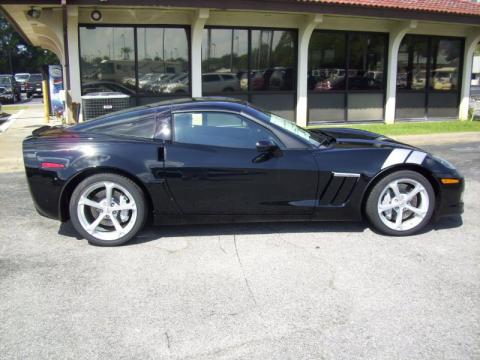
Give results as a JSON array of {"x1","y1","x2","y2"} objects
[{"x1": 48, "y1": 65, "x2": 65, "y2": 116}]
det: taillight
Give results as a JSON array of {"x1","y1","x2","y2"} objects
[{"x1": 40, "y1": 162, "x2": 65, "y2": 169}]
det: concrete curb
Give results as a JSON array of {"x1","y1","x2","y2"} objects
[{"x1": 0, "y1": 110, "x2": 25, "y2": 133}]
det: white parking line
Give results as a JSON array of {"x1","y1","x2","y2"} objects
[{"x1": 0, "y1": 109, "x2": 25, "y2": 133}]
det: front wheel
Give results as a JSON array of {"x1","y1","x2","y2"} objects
[
  {"x1": 69, "y1": 173, "x2": 147, "y2": 246},
  {"x1": 365, "y1": 170, "x2": 435, "y2": 236}
]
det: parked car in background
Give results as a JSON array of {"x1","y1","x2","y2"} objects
[
  {"x1": 26, "y1": 73, "x2": 44, "y2": 98},
  {"x1": 14, "y1": 73, "x2": 30, "y2": 92},
  {"x1": 432, "y1": 67, "x2": 458, "y2": 90},
  {"x1": 81, "y1": 81, "x2": 136, "y2": 96},
  {"x1": 202, "y1": 73, "x2": 240, "y2": 93},
  {"x1": 268, "y1": 67, "x2": 294, "y2": 90},
  {"x1": 153, "y1": 73, "x2": 189, "y2": 94},
  {"x1": 0, "y1": 75, "x2": 22, "y2": 103}
]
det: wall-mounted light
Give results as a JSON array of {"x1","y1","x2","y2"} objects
[
  {"x1": 27, "y1": 7, "x2": 41, "y2": 19},
  {"x1": 90, "y1": 10, "x2": 102, "y2": 22}
]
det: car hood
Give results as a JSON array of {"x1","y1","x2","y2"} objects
[{"x1": 310, "y1": 127, "x2": 419, "y2": 151}]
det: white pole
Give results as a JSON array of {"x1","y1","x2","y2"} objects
[{"x1": 296, "y1": 14, "x2": 323, "y2": 127}]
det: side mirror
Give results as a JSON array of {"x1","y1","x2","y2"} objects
[{"x1": 256, "y1": 139, "x2": 278, "y2": 154}]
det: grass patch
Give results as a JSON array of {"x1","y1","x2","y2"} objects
[{"x1": 307, "y1": 120, "x2": 480, "y2": 136}]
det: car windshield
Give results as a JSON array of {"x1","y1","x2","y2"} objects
[
  {"x1": 15, "y1": 74, "x2": 29, "y2": 81},
  {"x1": 29, "y1": 74, "x2": 43, "y2": 81},
  {"x1": 0, "y1": 77, "x2": 10, "y2": 85},
  {"x1": 267, "y1": 113, "x2": 323, "y2": 147}
]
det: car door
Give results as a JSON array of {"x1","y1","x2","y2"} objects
[{"x1": 163, "y1": 110, "x2": 319, "y2": 215}]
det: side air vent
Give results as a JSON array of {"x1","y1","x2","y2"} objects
[{"x1": 319, "y1": 173, "x2": 360, "y2": 206}]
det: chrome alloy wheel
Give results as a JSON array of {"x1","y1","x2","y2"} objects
[
  {"x1": 377, "y1": 178, "x2": 429, "y2": 232},
  {"x1": 77, "y1": 181, "x2": 137, "y2": 241}
]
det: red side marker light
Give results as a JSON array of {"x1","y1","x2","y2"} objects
[{"x1": 40, "y1": 162, "x2": 65, "y2": 169}]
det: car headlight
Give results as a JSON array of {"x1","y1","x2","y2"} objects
[{"x1": 433, "y1": 155, "x2": 456, "y2": 170}]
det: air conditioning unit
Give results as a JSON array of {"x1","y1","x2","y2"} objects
[{"x1": 81, "y1": 92, "x2": 133, "y2": 121}]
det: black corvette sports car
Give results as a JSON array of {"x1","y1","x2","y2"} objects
[{"x1": 23, "y1": 98, "x2": 464, "y2": 246}]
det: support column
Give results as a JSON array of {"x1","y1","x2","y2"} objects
[
  {"x1": 459, "y1": 32, "x2": 480, "y2": 120},
  {"x1": 191, "y1": 9, "x2": 209, "y2": 98},
  {"x1": 66, "y1": 6, "x2": 81, "y2": 107},
  {"x1": 296, "y1": 14, "x2": 323, "y2": 127},
  {"x1": 384, "y1": 20, "x2": 417, "y2": 124}
]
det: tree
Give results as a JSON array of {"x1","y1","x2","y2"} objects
[
  {"x1": 0, "y1": 12, "x2": 59, "y2": 74},
  {"x1": 121, "y1": 47, "x2": 132, "y2": 61}
]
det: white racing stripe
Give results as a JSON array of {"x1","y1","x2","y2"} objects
[
  {"x1": 381, "y1": 149, "x2": 412, "y2": 169},
  {"x1": 406, "y1": 150, "x2": 427, "y2": 165}
]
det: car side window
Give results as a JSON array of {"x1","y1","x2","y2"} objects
[
  {"x1": 88, "y1": 110, "x2": 157, "y2": 139},
  {"x1": 203, "y1": 75, "x2": 220, "y2": 82},
  {"x1": 173, "y1": 112, "x2": 281, "y2": 149}
]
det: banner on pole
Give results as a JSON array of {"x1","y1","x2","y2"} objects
[{"x1": 48, "y1": 65, "x2": 65, "y2": 116}]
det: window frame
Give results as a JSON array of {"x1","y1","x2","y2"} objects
[{"x1": 78, "y1": 23, "x2": 192, "y2": 105}]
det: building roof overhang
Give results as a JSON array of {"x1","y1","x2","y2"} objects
[{"x1": 1, "y1": 0, "x2": 480, "y2": 25}]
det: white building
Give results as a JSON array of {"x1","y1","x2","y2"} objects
[{"x1": 1, "y1": 0, "x2": 480, "y2": 124}]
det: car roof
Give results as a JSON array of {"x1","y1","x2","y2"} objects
[
  {"x1": 118, "y1": 97, "x2": 248, "y2": 111},
  {"x1": 73, "y1": 97, "x2": 249, "y2": 127},
  {"x1": 170, "y1": 97, "x2": 249, "y2": 113}
]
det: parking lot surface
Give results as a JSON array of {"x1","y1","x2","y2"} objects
[{"x1": 0, "y1": 124, "x2": 479, "y2": 358}]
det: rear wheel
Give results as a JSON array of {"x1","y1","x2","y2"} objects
[
  {"x1": 69, "y1": 173, "x2": 147, "y2": 246},
  {"x1": 365, "y1": 170, "x2": 435, "y2": 236}
]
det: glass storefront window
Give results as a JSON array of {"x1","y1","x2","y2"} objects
[
  {"x1": 397, "y1": 35, "x2": 428, "y2": 90},
  {"x1": 137, "y1": 28, "x2": 190, "y2": 96},
  {"x1": 308, "y1": 31, "x2": 346, "y2": 91},
  {"x1": 200, "y1": 27, "x2": 297, "y2": 120},
  {"x1": 79, "y1": 25, "x2": 190, "y2": 100},
  {"x1": 250, "y1": 30, "x2": 296, "y2": 91},
  {"x1": 307, "y1": 30, "x2": 387, "y2": 123},
  {"x1": 201, "y1": 28, "x2": 296, "y2": 94},
  {"x1": 202, "y1": 28, "x2": 248, "y2": 93},
  {"x1": 430, "y1": 38, "x2": 462, "y2": 91},
  {"x1": 79, "y1": 27, "x2": 135, "y2": 96},
  {"x1": 396, "y1": 35, "x2": 464, "y2": 120},
  {"x1": 348, "y1": 33, "x2": 386, "y2": 90}
]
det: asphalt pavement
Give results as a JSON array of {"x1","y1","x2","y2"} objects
[{"x1": 0, "y1": 108, "x2": 479, "y2": 359}]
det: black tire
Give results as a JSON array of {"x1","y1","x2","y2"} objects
[
  {"x1": 69, "y1": 173, "x2": 147, "y2": 246},
  {"x1": 365, "y1": 170, "x2": 435, "y2": 236}
]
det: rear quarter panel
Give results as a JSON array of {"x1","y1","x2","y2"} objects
[{"x1": 23, "y1": 136, "x2": 176, "y2": 221}]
